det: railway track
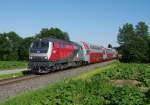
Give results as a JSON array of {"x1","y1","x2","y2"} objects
[
  {"x1": 0, "y1": 63, "x2": 95, "y2": 86},
  {"x1": 0, "y1": 60, "x2": 115, "y2": 87},
  {"x1": 0, "y1": 60, "x2": 115, "y2": 100},
  {"x1": 0, "y1": 74, "x2": 40, "y2": 86},
  {"x1": 0, "y1": 61, "x2": 114, "y2": 86}
]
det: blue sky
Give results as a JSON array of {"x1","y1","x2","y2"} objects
[{"x1": 0, "y1": 0, "x2": 150, "y2": 47}]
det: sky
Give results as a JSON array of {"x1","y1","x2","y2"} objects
[{"x1": 0, "y1": 0, "x2": 150, "y2": 47}]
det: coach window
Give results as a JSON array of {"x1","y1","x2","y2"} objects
[
  {"x1": 60, "y1": 43, "x2": 65, "y2": 48},
  {"x1": 54, "y1": 42, "x2": 59, "y2": 48},
  {"x1": 86, "y1": 50, "x2": 90, "y2": 54}
]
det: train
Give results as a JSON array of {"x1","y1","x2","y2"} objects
[{"x1": 28, "y1": 37, "x2": 117, "y2": 73}]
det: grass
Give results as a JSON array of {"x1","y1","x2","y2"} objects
[
  {"x1": 0, "y1": 61, "x2": 27, "y2": 70},
  {"x1": 0, "y1": 62, "x2": 150, "y2": 105},
  {"x1": 101, "y1": 62, "x2": 150, "y2": 87},
  {"x1": 0, "y1": 72, "x2": 24, "y2": 80},
  {"x1": 74, "y1": 62, "x2": 116, "y2": 80}
]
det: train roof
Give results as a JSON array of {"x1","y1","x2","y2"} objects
[
  {"x1": 34, "y1": 37, "x2": 74, "y2": 44},
  {"x1": 33, "y1": 37, "x2": 83, "y2": 48},
  {"x1": 80, "y1": 41, "x2": 103, "y2": 48}
]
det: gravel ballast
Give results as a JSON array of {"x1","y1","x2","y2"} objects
[{"x1": 0, "y1": 61, "x2": 114, "y2": 100}]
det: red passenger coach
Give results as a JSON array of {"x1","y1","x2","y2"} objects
[
  {"x1": 79, "y1": 42, "x2": 103, "y2": 63},
  {"x1": 104, "y1": 48, "x2": 117, "y2": 60},
  {"x1": 106, "y1": 48, "x2": 113, "y2": 60},
  {"x1": 89, "y1": 44, "x2": 103, "y2": 63}
]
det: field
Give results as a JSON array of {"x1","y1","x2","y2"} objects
[
  {"x1": 0, "y1": 61, "x2": 27, "y2": 70},
  {"x1": 0, "y1": 62, "x2": 150, "y2": 105}
]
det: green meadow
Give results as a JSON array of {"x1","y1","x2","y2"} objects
[{"x1": 0, "y1": 61, "x2": 27, "y2": 70}]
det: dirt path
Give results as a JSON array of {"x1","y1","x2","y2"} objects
[{"x1": 0, "y1": 68, "x2": 27, "y2": 75}]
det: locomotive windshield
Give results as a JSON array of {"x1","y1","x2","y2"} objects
[
  {"x1": 30, "y1": 41, "x2": 49, "y2": 53},
  {"x1": 31, "y1": 41, "x2": 49, "y2": 49}
]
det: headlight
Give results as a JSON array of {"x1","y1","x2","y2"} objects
[
  {"x1": 29, "y1": 56, "x2": 33, "y2": 59},
  {"x1": 76, "y1": 53, "x2": 79, "y2": 57},
  {"x1": 44, "y1": 56, "x2": 48, "y2": 59}
]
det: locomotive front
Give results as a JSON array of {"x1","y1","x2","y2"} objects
[{"x1": 28, "y1": 39, "x2": 53, "y2": 73}]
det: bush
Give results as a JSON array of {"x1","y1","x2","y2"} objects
[{"x1": 110, "y1": 86, "x2": 145, "y2": 105}]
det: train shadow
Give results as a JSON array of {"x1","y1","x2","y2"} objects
[{"x1": 22, "y1": 70, "x2": 33, "y2": 75}]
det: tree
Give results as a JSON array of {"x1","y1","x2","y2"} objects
[
  {"x1": 0, "y1": 27, "x2": 70, "y2": 61},
  {"x1": 6, "y1": 32, "x2": 23, "y2": 60},
  {"x1": 18, "y1": 37, "x2": 35, "y2": 60},
  {"x1": 0, "y1": 33, "x2": 12, "y2": 60},
  {"x1": 117, "y1": 22, "x2": 150, "y2": 63},
  {"x1": 36, "y1": 27, "x2": 70, "y2": 41},
  {"x1": 149, "y1": 38, "x2": 150, "y2": 62},
  {"x1": 0, "y1": 32, "x2": 22, "y2": 60},
  {"x1": 135, "y1": 21, "x2": 149, "y2": 62},
  {"x1": 135, "y1": 21, "x2": 149, "y2": 40},
  {"x1": 118, "y1": 23, "x2": 135, "y2": 46},
  {"x1": 63, "y1": 32, "x2": 70, "y2": 40},
  {"x1": 132, "y1": 36, "x2": 149, "y2": 62},
  {"x1": 117, "y1": 23, "x2": 136, "y2": 62}
]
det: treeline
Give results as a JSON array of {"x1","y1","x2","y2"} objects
[
  {"x1": 117, "y1": 21, "x2": 150, "y2": 63},
  {"x1": 0, "y1": 28, "x2": 70, "y2": 61}
]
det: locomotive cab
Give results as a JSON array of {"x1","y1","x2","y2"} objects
[
  {"x1": 29, "y1": 39, "x2": 53, "y2": 73},
  {"x1": 29, "y1": 37, "x2": 84, "y2": 73}
]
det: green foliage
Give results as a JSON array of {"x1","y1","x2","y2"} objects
[
  {"x1": 7, "y1": 32, "x2": 23, "y2": 60},
  {"x1": 36, "y1": 28, "x2": 70, "y2": 41},
  {"x1": 118, "y1": 21, "x2": 150, "y2": 63},
  {"x1": 0, "y1": 32, "x2": 22, "y2": 60},
  {"x1": 148, "y1": 38, "x2": 150, "y2": 62},
  {"x1": 0, "y1": 75, "x2": 112, "y2": 105},
  {"x1": 1, "y1": 62, "x2": 150, "y2": 105},
  {"x1": 135, "y1": 21, "x2": 149, "y2": 40},
  {"x1": 101, "y1": 62, "x2": 150, "y2": 86},
  {"x1": 110, "y1": 86, "x2": 145, "y2": 105},
  {"x1": 18, "y1": 37, "x2": 35, "y2": 60},
  {"x1": 0, "y1": 33, "x2": 12, "y2": 60},
  {"x1": 0, "y1": 27, "x2": 70, "y2": 61},
  {"x1": 118, "y1": 23, "x2": 135, "y2": 46}
]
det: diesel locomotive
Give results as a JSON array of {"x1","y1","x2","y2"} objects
[{"x1": 28, "y1": 37, "x2": 117, "y2": 73}]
